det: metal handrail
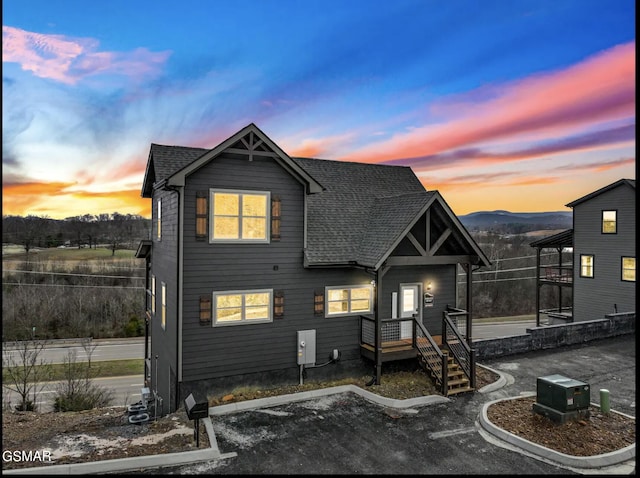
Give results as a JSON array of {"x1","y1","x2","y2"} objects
[
  {"x1": 413, "y1": 318, "x2": 448, "y2": 394},
  {"x1": 443, "y1": 311, "x2": 476, "y2": 389}
]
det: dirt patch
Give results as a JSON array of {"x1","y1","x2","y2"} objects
[{"x1": 1, "y1": 406, "x2": 208, "y2": 470}]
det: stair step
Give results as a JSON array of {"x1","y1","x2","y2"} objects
[
  {"x1": 447, "y1": 386, "x2": 474, "y2": 396},
  {"x1": 447, "y1": 378, "x2": 470, "y2": 387}
]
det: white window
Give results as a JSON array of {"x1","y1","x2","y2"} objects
[
  {"x1": 213, "y1": 289, "x2": 273, "y2": 326},
  {"x1": 580, "y1": 255, "x2": 594, "y2": 278},
  {"x1": 602, "y1": 210, "x2": 616, "y2": 234},
  {"x1": 151, "y1": 275, "x2": 156, "y2": 315},
  {"x1": 157, "y1": 199, "x2": 162, "y2": 240},
  {"x1": 326, "y1": 285, "x2": 373, "y2": 317},
  {"x1": 161, "y1": 282, "x2": 166, "y2": 330},
  {"x1": 210, "y1": 189, "x2": 270, "y2": 242},
  {"x1": 622, "y1": 257, "x2": 635, "y2": 282}
]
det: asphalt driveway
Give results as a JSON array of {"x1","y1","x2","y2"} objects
[{"x1": 137, "y1": 334, "x2": 636, "y2": 475}]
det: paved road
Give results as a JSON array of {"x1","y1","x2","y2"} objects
[
  {"x1": 472, "y1": 318, "x2": 539, "y2": 340},
  {"x1": 2, "y1": 338, "x2": 144, "y2": 364},
  {"x1": 2, "y1": 375, "x2": 146, "y2": 413},
  {"x1": 136, "y1": 334, "x2": 635, "y2": 475}
]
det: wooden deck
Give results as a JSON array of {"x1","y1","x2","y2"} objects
[{"x1": 360, "y1": 336, "x2": 442, "y2": 362}]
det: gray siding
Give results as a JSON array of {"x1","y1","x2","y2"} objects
[
  {"x1": 572, "y1": 184, "x2": 635, "y2": 321},
  {"x1": 181, "y1": 154, "x2": 374, "y2": 383},
  {"x1": 149, "y1": 187, "x2": 180, "y2": 413},
  {"x1": 379, "y1": 265, "x2": 458, "y2": 335}
]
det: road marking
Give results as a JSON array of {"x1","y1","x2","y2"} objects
[{"x1": 428, "y1": 427, "x2": 476, "y2": 439}]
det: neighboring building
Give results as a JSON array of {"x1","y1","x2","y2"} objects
[
  {"x1": 136, "y1": 123, "x2": 490, "y2": 415},
  {"x1": 531, "y1": 178, "x2": 635, "y2": 324}
]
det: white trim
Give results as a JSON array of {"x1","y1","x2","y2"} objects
[
  {"x1": 209, "y1": 189, "x2": 271, "y2": 243},
  {"x1": 212, "y1": 289, "x2": 273, "y2": 326},
  {"x1": 325, "y1": 285, "x2": 374, "y2": 317}
]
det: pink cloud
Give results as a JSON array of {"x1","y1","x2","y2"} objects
[
  {"x1": 343, "y1": 41, "x2": 635, "y2": 163},
  {"x1": 2, "y1": 26, "x2": 170, "y2": 84}
]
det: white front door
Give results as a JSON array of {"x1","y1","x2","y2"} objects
[{"x1": 400, "y1": 284, "x2": 420, "y2": 339}]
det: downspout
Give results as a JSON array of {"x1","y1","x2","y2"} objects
[{"x1": 176, "y1": 185, "x2": 184, "y2": 409}]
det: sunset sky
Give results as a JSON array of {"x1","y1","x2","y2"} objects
[{"x1": 2, "y1": 0, "x2": 635, "y2": 220}]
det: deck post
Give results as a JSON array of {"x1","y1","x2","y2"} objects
[
  {"x1": 374, "y1": 271, "x2": 381, "y2": 385},
  {"x1": 535, "y1": 248, "x2": 541, "y2": 327},
  {"x1": 465, "y1": 262, "x2": 472, "y2": 343}
]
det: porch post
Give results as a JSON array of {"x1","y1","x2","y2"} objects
[
  {"x1": 466, "y1": 262, "x2": 472, "y2": 343},
  {"x1": 557, "y1": 247, "x2": 563, "y2": 314},
  {"x1": 374, "y1": 270, "x2": 381, "y2": 385}
]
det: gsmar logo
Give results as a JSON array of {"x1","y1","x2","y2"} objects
[{"x1": 2, "y1": 449, "x2": 53, "y2": 462}]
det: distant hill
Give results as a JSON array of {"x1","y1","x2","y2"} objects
[{"x1": 459, "y1": 210, "x2": 572, "y2": 232}]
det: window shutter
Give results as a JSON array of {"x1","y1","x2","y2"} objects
[
  {"x1": 196, "y1": 191, "x2": 208, "y2": 240},
  {"x1": 199, "y1": 295, "x2": 212, "y2": 325},
  {"x1": 271, "y1": 196, "x2": 281, "y2": 241},
  {"x1": 274, "y1": 290, "x2": 284, "y2": 319},
  {"x1": 314, "y1": 289, "x2": 324, "y2": 316}
]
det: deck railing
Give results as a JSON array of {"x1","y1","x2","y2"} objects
[
  {"x1": 542, "y1": 265, "x2": 573, "y2": 283},
  {"x1": 360, "y1": 315, "x2": 448, "y2": 393}
]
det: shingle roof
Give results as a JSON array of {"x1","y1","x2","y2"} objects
[
  {"x1": 565, "y1": 178, "x2": 635, "y2": 207},
  {"x1": 142, "y1": 144, "x2": 208, "y2": 196},
  {"x1": 141, "y1": 129, "x2": 487, "y2": 268},
  {"x1": 291, "y1": 157, "x2": 428, "y2": 266},
  {"x1": 529, "y1": 229, "x2": 573, "y2": 249}
]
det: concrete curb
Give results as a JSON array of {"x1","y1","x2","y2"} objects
[
  {"x1": 476, "y1": 363, "x2": 507, "y2": 394},
  {"x1": 478, "y1": 394, "x2": 636, "y2": 469},
  {"x1": 2, "y1": 416, "x2": 237, "y2": 475},
  {"x1": 209, "y1": 384, "x2": 450, "y2": 416}
]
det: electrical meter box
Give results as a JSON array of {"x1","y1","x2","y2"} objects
[
  {"x1": 536, "y1": 374, "x2": 590, "y2": 412},
  {"x1": 297, "y1": 330, "x2": 316, "y2": 366}
]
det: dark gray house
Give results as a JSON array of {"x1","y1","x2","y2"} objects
[
  {"x1": 531, "y1": 178, "x2": 635, "y2": 324},
  {"x1": 136, "y1": 123, "x2": 490, "y2": 414}
]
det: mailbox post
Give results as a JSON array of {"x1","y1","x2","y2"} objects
[{"x1": 184, "y1": 392, "x2": 209, "y2": 447}]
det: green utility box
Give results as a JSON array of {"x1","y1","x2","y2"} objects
[{"x1": 533, "y1": 374, "x2": 590, "y2": 423}]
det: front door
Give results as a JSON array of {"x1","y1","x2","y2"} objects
[{"x1": 400, "y1": 284, "x2": 421, "y2": 339}]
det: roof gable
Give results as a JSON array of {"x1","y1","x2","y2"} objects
[{"x1": 565, "y1": 178, "x2": 635, "y2": 208}]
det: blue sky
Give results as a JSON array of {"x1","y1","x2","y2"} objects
[{"x1": 2, "y1": 0, "x2": 635, "y2": 218}]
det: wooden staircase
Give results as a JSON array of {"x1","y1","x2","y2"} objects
[{"x1": 418, "y1": 345, "x2": 474, "y2": 396}]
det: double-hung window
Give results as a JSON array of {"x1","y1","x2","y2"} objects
[
  {"x1": 161, "y1": 282, "x2": 166, "y2": 330},
  {"x1": 622, "y1": 257, "x2": 636, "y2": 282},
  {"x1": 213, "y1": 289, "x2": 273, "y2": 326},
  {"x1": 326, "y1": 285, "x2": 373, "y2": 317},
  {"x1": 157, "y1": 199, "x2": 162, "y2": 240},
  {"x1": 151, "y1": 275, "x2": 156, "y2": 315},
  {"x1": 602, "y1": 210, "x2": 616, "y2": 234},
  {"x1": 580, "y1": 255, "x2": 594, "y2": 278},
  {"x1": 211, "y1": 189, "x2": 270, "y2": 242}
]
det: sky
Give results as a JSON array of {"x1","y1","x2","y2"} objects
[{"x1": 2, "y1": 0, "x2": 635, "y2": 220}]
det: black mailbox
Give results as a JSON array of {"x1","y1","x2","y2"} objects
[{"x1": 184, "y1": 392, "x2": 208, "y2": 420}]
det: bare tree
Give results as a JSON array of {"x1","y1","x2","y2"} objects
[{"x1": 2, "y1": 337, "x2": 52, "y2": 411}]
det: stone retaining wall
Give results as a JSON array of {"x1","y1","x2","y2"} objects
[{"x1": 473, "y1": 312, "x2": 635, "y2": 360}]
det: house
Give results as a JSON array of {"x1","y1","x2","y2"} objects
[
  {"x1": 531, "y1": 178, "x2": 635, "y2": 324},
  {"x1": 136, "y1": 123, "x2": 490, "y2": 415}
]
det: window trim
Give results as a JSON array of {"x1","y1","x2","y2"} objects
[
  {"x1": 209, "y1": 189, "x2": 271, "y2": 243},
  {"x1": 601, "y1": 209, "x2": 617, "y2": 234},
  {"x1": 621, "y1": 256, "x2": 636, "y2": 282},
  {"x1": 580, "y1": 254, "x2": 594, "y2": 278},
  {"x1": 212, "y1": 289, "x2": 273, "y2": 326},
  {"x1": 325, "y1": 285, "x2": 374, "y2": 317}
]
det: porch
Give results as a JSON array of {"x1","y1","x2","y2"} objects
[{"x1": 359, "y1": 306, "x2": 476, "y2": 396}]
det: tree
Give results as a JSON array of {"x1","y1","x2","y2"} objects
[
  {"x1": 2, "y1": 336, "x2": 52, "y2": 411},
  {"x1": 53, "y1": 338, "x2": 113, "y2": 412}
]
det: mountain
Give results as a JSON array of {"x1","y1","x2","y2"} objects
[{"x1": 458, "y1": 210, "x2": 572, "y2": 231}]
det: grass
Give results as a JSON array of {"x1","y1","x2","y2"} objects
[
  {"x1": 2, "y1": 246, "x2": 136, "y2": 262},
  {"x1": 3, "y1": 359, "x2": 143, "y2": 383}
]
